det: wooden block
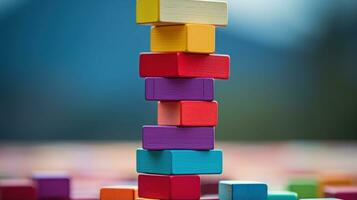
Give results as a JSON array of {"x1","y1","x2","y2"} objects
[
  {"x1": 268, "y1": 191, "x2": 298, "y2": 200},
  {"x1": 219, "y1": 181, "x2": 268, "y2": 200},
  {"x1": 325, "y1": 186, "x2": 357, "y2": 200},
  {"x1": 300, "y1": 198, "x2": 344, "y2": 200},
  {"x1": 139, "y1": 53, "x2": 230, "y2": 79},
  {"x1": 158, "y1": 101, "x2": 218, "y2": 126},
  {"x1": 151, "y1": 24, "x2": 215, "y2": 53},
  {"x1": 100, "y1": 186, "x2": 137, "y2": 200},
  {"x1": 138, "y1": 174, "x2": 200, "y2": 200},
  {"x1": 32, "y1": 171, "x2": 70, "y2": 200},
  {"x1": 136, "y1": 148, "x2": 222, "y2": 175},
  {"x1": 319, "y1": 174, "x2": 354, "y2": 197},
  {"x1": 287, "y1": 179, "x2": 319, "y2": 199},
  {"x1": 142, "y1": 125, "x2": 214, "y2": 150},
  {"x1": 0, "y1": 179, "x2": 37, "y2": 200},
  {"x1": 200, "y1": 194, "x2": 219, "y2": 200},
  {"x1": 145, "y1": 78, "x2": 214, "y2": 101},
  {"x1": 136, "y1": 0, "x2": 228, "y2": 26}
]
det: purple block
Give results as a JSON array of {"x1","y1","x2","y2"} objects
[
  {"x1": 142, "y1": 125, "x2": 214, "y2": 150},
  {"x1": 32, "y1": 172, "x2": 70, "y2": 200},
  {"x1": 145, "y1": 78, "x2": 214, "y2": 101}
]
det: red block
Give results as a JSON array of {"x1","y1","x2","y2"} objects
[
  {"x1": 325, "y1": 186, "x2": 357, "y2": 200},
  {"x1": 138, "y1": 174, "x2": 200, "y2": 200},
  {"x1": 0, "y1": 179, "x2": 37, "y2": 200},
  {"x1": 158, "y1": 101, "x2": 218, "y2": 126},
  {"x1": 139, "y1": 52, "x2": 230, "y2": 79}
]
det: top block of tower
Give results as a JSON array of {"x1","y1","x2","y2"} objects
[{"x1": 136, "y1": 0, "x2": 228, "y2": 26}]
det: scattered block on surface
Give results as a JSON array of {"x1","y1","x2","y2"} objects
[
  {"x1": 158, "y1": 101, "x2": 218, "y2": 126},
  {"x1": 319, "y1": 174, "x2": 354, "y2": 196},
  {"x1": 145, "y1": 78, "x2": 214, "y2": 101},
  {"x1": 100, "y1": 186, "x2": 137, "y2": 200},
  {"x1": 32, "y1": 171, "x2": 70, "y2": 200},
  {"x1": 142, "y1": 125, "x2": 214, "y2": 150},
  {"x1": 136, "y1": 148, "x2": 222, "y2": 175},
  {"x1": 136, "y1": 0, "x2": 228, "y2": 26},
  {"x1": 138, "y1": 174, "x2": 200, "y2": 200},
  {"x1": 324, "y1": 186, "x2": 357, "y2": 200},
  {"x1": 268, "y1": 191, "x2": 298, "y2": 200},
  {"x1": 200, "y1": 194, "x2": 219, "y2": 200},
  {"x1": 201, "y1": 175, "x2": 223, "y2": 195},
  {"x1": 300, "y1": 199, "x2": 342, "y2": 200},
  {"x1": 139, "y1": 53, "x2": 230, "y2": 79},
  {"x1": 0, "y1": 179, "x2": 37, "y2": 200},
  {"x1": 287, "y1": 179, "x2": 319, "y2": 199},
  {"x1": 219, "y1": 181, "x2": 268, "y2": 200},
  {"x1": 151, "y1": 24, "x2": 215, "y2": 53}
]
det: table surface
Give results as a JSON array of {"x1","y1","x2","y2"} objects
[{"x1": 1, "y1": 141, "x2": 356, "y2": 197}]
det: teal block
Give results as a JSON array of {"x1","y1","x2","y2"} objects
[
  {"x1": 268, "y1": 191, "x2": 298, "y2": 200},
  {"x1": 219, "y1": 180, "x2": 268, "y2": 200},
  {"x1": 136, "y1": 148, "x2": 222, "y2": 175}
]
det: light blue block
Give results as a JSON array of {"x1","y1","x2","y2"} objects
[
  {"x1": 219, "y1": 180, "x2": 268, "y2": 200},
  {"x1": 136, "y1": 148, "x2": 222, "y2": 175},
  {"x1": 268, "y1": 191, "x2": 298, "y2": 200}
]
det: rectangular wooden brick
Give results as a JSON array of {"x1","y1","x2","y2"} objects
[
  {"x1": 158, "y1": 101, "x2": 218, "y2": 126},
  {"x1": 136, "y1": 0, "x2": 228, "y2": 26},
  {"x1": 136, "y1": 149, "x2": 222, "y2": 175},
  {"x1": 140, "y1": 53, "x2": 230, "y2": 79},
  {"x1": 142, "y1": 125, "x2": 214, "y2": 150},
  {"x1": 138, "y1": 174, "x2": 200, "y2": 200},
  {"x1": 151, "y1": 24, "x2": 215, "y2": 53},
  {"x1": 32, "y1": 171, "x2": 70, "y2": 200},
  {"x1": 100, "y1": 186, "x2": 137, "y2": 200},
  {"x1": 0, "y1": 179, "x2": 37, "y2": 200},
  {"x1": 325, "y1": 186, "x2": 357, "y2": 200},
  {"x1": 145, "y1": 78, "x2": 214, "y2": 101},
  {"x1": 219, "y1": 181, "x2": 268, "y2": 200}
]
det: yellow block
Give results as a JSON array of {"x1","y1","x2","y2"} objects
[
  {"x1": 100, "y1": 186, "x2": 137, "y2": 200},
  {"x1": 151, "y1": 24, "x2": 215, "y2": 53},
  {"x1": 136, "y1": 0, "x2": 228, "y2": 26}
]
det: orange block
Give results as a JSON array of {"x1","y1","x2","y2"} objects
[
  {"x1": 319, "y1": 174, "x2": 355, "y2": 197},
  {"x1": 100, "y1": 186, "x2": 137, "y2": 200},
  {"x1": 158, "y1": 101, "x2": 218, "y2": 126}
]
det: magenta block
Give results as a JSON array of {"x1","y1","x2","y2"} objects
[
  {"x1": 325, "y1": 186, "x2": 357, "y2": 200},
  {"x1": 145, "y1": 78, "x2": 214, "y2": 101},
  {"x1": 32, "y1": 172, "x2": 70, "y2": 200},
  {"x1": 142, "y1": 125, "x2": 214, "y2": 150}
]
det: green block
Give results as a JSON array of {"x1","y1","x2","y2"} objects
[
  {"x1": 286, "y1": 179, "x2": 319, "y2": 199},
  {"x1": 268, "y1": 191, "x2": 298, "y2": 200}
]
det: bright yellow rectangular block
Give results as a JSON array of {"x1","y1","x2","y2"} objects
[
  {"x1": 136, "y1": 0, "x2": 228, "y2": 26},
  {"x1": 151, "y1": 24, "x2": 215, "y2": 53},
  {"x1": 100, "y1": 186, "x2": 137, "y2": 200}
]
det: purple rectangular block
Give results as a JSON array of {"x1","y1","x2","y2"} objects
[
  {"x1": 32, "y1": 171, "x2": 70, "y2": 200},
  {"x1": 142, "y1": 125, "x2": 214, "y2": 150},
  {"x1": 145, "y1": 78, "x2": 214, "y2": 101}
]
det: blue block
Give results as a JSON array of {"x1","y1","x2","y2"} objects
[
  {"x1": 136, "y1": 148, "x2": 222, "y2": 175},
  {"x1": 219, "y1": 181, "x2": 268, "y2": 200},
  {"x1": 268, "y1": 191, "x2": 298, "y2": 200}
]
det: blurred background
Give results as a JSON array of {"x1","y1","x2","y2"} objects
[{"x1": 0, "y1": 0, "x2": 357, "y2": 141}]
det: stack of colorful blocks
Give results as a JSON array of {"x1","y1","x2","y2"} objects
[{"x1": 137, "y1": 0, "x2": 229, "y2": 200}]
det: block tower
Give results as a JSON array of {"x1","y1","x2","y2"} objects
[{"x1": 136, "y1": 0, "x2": 229, "y2": 200}]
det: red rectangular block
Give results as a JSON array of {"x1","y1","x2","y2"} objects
[
  {"x1": 325, "y1": 186, "x2": 357, "y2": 200},
  {"x1": 139, "y1": 52, "x2": 230, "y2": 79},
  {"x1": 0, "y1": 179, "x2": 37, "y2": 200},
  {"x1": 138, "y1": 174, "x2": 200, "y2": 200},
  {"x1": 158, "y1": 101, "x2": 218, "y2": 126}
]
